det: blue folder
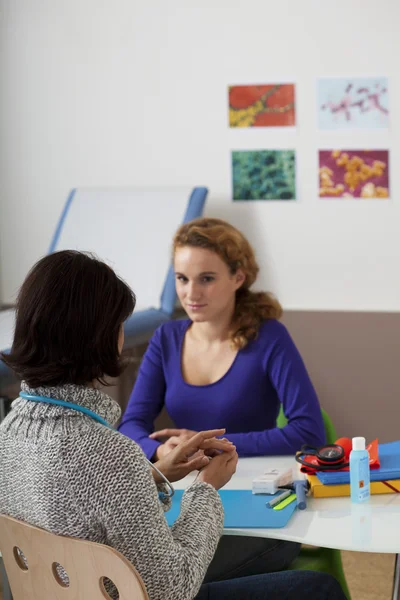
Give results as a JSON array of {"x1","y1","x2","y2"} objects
[
  {"x1": 317, "y1": 441, "x2": 400, "y2": 485},
  {"x1": 165, "y1": 489, "x2": 297, "y2": 529}
]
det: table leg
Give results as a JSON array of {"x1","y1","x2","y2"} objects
[
  {"x1": 0, "y1": 556, "x2": 13, "y2": 600},
  {"x1": 393, "y1": 554, "x2": 400, "y2": 600}
]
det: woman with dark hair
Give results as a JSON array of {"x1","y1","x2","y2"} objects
[
  {"x1": 119, "y1": 217, "x2": 327, "y2": 581},
  {"x1": 0, "y1": 250, "x2": 346, "y2": 600}
]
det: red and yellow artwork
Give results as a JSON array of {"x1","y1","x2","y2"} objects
[{"x1": 228, "y1": 84, "x2": 296, "y2": 128}]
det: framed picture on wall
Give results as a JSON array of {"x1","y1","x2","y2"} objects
[
  {"x1": 228, "y1": 83, "x2": 296, "y2": 128},
  {"x1": 318, "y1": 149, "x2": 390, "y2": 199},
  {"x1": 317, "y1": 77, "x2": 389, "y2": 130},
  {"x1": 232, "y1": 149, "x2": 296, "y2": 201}
]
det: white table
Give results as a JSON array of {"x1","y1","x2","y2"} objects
[{"x1": 175, "y1": 456, "x2": 400, "y2": 599}]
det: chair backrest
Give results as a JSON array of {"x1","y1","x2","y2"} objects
[
  {"x1": 277, "y1": 406, "x2": 338, "y2": 445},
  {"x1": 50, "y1": 186, "x2": 208, "y2": 315},
  {"x1": 0, "y1": 513, "x2": 149, "y2": 600},
  {"x1": 0, "y1": 309, "x2": 15, "y2": 355}
]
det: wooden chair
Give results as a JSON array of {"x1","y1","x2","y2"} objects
[{"x1": 0, "y1": 513, "x2": 149, "y2": 599}]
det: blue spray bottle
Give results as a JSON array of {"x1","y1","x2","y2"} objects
[{"x1": 350, "y1": 437, "x2": 370, "y2": 503}]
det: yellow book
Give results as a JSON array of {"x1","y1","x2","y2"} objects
[{"x1": 307, "y1": 474, "x2": 400, "y2": 498}]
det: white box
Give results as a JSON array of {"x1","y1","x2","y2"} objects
[{"x1": 252, "y1": 467, "x2": 293, "y2": 495}]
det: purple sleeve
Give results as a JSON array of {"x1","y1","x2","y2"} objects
[
  {"x1": 118, "y1": 328, "x2": 165, "y2": 459},
  {"x1": 225, "y1": 326, "x2": 326, "y2": 456}
]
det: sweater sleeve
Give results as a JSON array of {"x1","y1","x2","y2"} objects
[
  {"x1": 66, "y1": 430, "x2": 224, "y2": 600},
  {"x1": 118, "y1": 327, "x2": 166, "y2": 459},
  {"x1": 225, "y1": 324, "x2": 326, "y2": 456}
]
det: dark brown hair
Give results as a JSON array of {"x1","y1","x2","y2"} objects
[
  {"x1": 173, "y1": 217, "x2": 282, "y2": 349},
  {"x1": 1, "y1": 250, "x2": 135, "y2": 386}
]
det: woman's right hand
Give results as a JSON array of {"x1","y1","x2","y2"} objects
[{"x1": 198, "y1": 448, "x2": 238, "y2": 490}]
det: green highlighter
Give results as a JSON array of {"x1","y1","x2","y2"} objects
[{"x1": 273, "y1": 493, "x2": 297, "y2": 511}]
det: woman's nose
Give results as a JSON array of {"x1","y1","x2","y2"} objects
[{"x1": 187, "y1": 281, "x2": 201, "y2": 299}]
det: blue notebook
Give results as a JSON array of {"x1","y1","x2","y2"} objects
[
  {"x1": 165, "y1": 489, "x2": 297, "y2": 529},
  {"x1": 317, "y1": 441, "x2": 400, "y2": 485}
]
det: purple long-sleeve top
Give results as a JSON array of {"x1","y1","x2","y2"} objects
[{"x1": 119, "y1": 319, "x2": 326, "y2": 459}]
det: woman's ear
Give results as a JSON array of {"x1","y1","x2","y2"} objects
[{"x1": 234, "y1": 269, "x2": 246, "y2": 290}]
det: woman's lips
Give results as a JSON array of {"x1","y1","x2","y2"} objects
[{"x1": 187, "y1": 304, "x2": 207, "y2": 310}]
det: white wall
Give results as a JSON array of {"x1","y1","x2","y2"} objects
[{"x1": 1, "y1": 0, "x2": 399, "y2": 310}]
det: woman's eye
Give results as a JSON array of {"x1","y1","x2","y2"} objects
[
  {"x1": 176, "y1": 275, "x2": 187, "y2": 283},
  {"x1": 202, "y1": 276, "x2": 214, "y2": 283}
]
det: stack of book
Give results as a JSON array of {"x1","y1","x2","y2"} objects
[{"x1": 307, "y1": 441, "x2": 400, "y2": 498}]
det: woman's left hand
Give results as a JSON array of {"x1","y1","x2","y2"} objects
[
  {"x1": 150, "y1": 428, "x2": 197, "y2": 444},
  {"x1": 152, "y1": 429, "x2": 235, "y2": 483},
  {"x1": 150, "y1": 428, "x2": 198, "y2": 459}
]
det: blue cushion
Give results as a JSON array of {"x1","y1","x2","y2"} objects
[
  {"x1": 0, "y1": 308, "x2": 171, "y2": 384},
  {"x1": 0, "y1": 359, "x2": 13, "y2": 388},
  {"x1": 160, "y1": 186, "x2": 208, "y2": 315},
  {"x1": 123, "y1": 308, "x2": 171, "y2": 339},
  {"x1": 0, "y1": 186, "x2": 208, "y2": 386}
]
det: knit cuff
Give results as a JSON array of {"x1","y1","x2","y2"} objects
[
  {"x1": 183, "y1": 481, "x2": 224, "y2": 534},
  {"x1": 158, "y1": 484, "x2": 172, "y2": 511}
]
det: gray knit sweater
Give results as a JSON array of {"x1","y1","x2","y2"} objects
[{"x1": 0, "y1": 382, "x2": 224, "y2": 600}]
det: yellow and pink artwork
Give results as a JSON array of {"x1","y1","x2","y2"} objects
[{"x1": 318, "y1": 150, "x2": 389, "y2": 199}]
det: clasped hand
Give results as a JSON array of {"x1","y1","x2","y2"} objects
[
  {"x1": 152, "y1": 428, "x2": 236, "y2": 485},
  {"x1": 150, "y1": 427, "x2": 198, "y2": 459}
]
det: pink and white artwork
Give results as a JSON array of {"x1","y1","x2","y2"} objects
[{"x1": 317, "y1": 77, "x2": 389, "y2": 129}]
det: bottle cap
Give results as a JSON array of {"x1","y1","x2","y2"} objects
[{"x1": 352, "y1": 437, "x2": 366, "y2": 451}]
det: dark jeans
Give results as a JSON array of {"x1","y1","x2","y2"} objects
[
  {"x1": 0, "y1": 557, "x2": 12, "y2": 600},
  {"x1": 203, "y1": 536, "x2": 301, "y2": 582},
  {"x1": 195, "y1": 570, "x2": 347, "y2": 599}
]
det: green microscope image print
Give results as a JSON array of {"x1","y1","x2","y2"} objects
[{"x1": 232, "y1": 150, "x2": 296, "y2": 201}]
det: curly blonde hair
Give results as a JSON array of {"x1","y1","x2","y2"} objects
[{"x1": 173, "y1": 217, "x2": 282, "y2": 349}]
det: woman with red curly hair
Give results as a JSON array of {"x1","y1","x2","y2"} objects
[
  {"x1": 120, "y1": 217, "x2": 325, "y2": 459},
  {"x1": 119, "y1": 217, "x2": 326, "y2": 580}
]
